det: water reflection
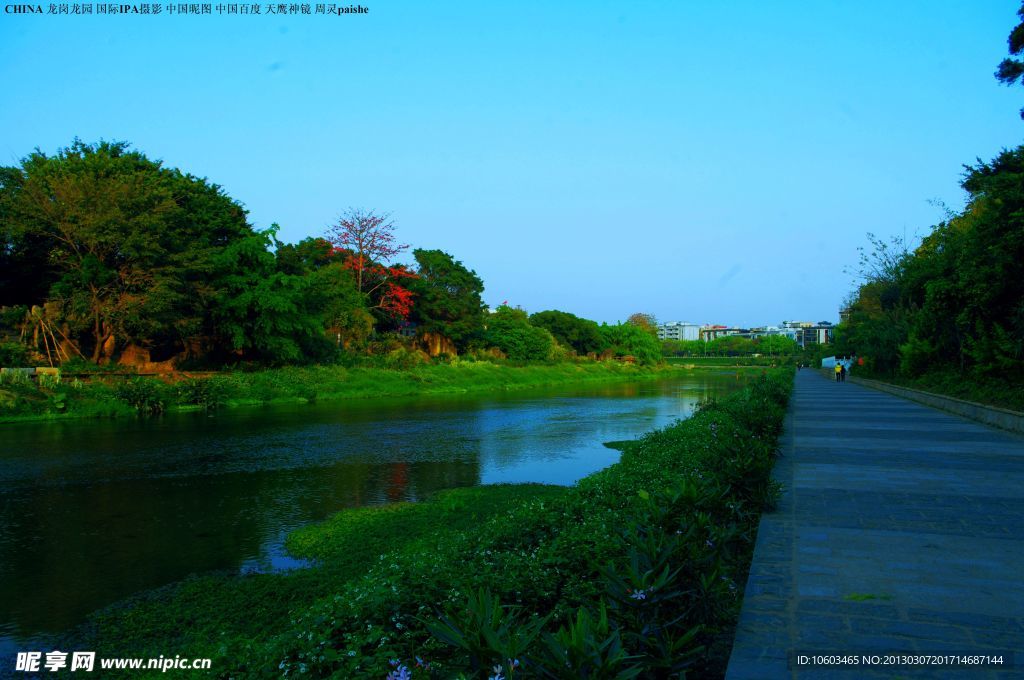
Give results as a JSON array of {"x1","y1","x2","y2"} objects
[{"x1": 0, "y1": 372, "x2": 746, "y2": 648}]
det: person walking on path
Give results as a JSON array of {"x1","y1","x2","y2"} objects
[
  {"x1": 834, "y1": 363, "x2": 842, "y2": 382},
  {"x1": 839, "y1": 363, "x2": 847, "y2": 382}
]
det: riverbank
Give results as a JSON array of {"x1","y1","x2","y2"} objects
[
  {"x1": 75, "y1": 369, "x2": 793, "y2": 678},
  {"x1": 0, "y1": 360, "x2": 684, "y2": 424}
]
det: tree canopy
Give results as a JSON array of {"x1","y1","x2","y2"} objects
[
  {"x1": 0, "y1": 140, "x2": 254, "y2": 362},
  {"x1": 407, "y1": 249, "x2": 485, "y2": 352},
  {"x1": 0, "y1": 139, "x2": 669, "y2": 369},
  {"x1": 529, "y1": 310, "x2": 608, "y2": 355},
  {"x1": 996, "y1": 2, "x2": 1024, "y2": 118},
  {"x1": 484, "y1": 306, "x2": 555, "y2": 361},
  {"x1": 836, "y1": 146, "x2": 1024, "y2": 379}
]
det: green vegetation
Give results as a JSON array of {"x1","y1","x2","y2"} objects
[
  {"x1": 483, "y1": 306, "x2": 559, "y2": 361},
  {"x1": 600, "y1": 321, "x2": 662, "y2": 365},
  {"x1": 0, "y1": 360, "x2": 681, "y2": 423},
  {"x1": 661, "y1": 335, "x2": 800, "y2": 359},
  {"x1": 80, "y1": 485, "x2": 565, "y2": 678},
  {"x1": 78, "y1": 370, "x2": 793, "y2": 678},
  {"x1": 529, "y1": 310, "x2": 608, "y2": 356},
  {"x1": 0, "y1": 140, "x2": 667, "y2": 376},
  {"x1": 834, "y1": 148, "x2": 1024, "y2": 411},
  {"x1": 856, "y1": 370, "x2": 1024, "y2": 413}
]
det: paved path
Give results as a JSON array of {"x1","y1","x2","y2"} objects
[{"x1": 726, "y1": 370, "x2": 1024, "y2": 679}]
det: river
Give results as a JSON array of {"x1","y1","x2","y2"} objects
[{"x1": 0, "y1": 371, "x2": 749, "y2": 653}]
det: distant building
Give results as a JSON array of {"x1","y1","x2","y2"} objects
[
  {"x1": 657, "y1": 321, "x2": 700, "y2": 341},
  {"x1": 699, "y1": 325, "x2": 743, "y2": 342},
  {"x1": 781, "y1": 320, "x2": 833, "y2": 347},
  {"x1": 692, "y1": 320, "x2": 835, "y2": 346}
]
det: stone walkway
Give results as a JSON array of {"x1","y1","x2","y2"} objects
[{"x1": 726, "y1": 370, "x2": 1024, "y2": 679}]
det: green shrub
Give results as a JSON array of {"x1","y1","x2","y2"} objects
[
  {"x1": 175, "y1": 378, "x2": 228, "y2": 410},
  {"x1": 384, "y1": 347, "x2": 430, "y2": 370},
  {"x1": 114, "y1": 378, "x2": 167, "y2": 414},
  {"x1": 0, "y1": 342, "x2": 30, "y2": 366}
]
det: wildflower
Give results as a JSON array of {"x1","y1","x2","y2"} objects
[
  {"x1": 630, "y1": 589, "x2": 648, "y2": 600},
  {"x1": 490, "y1": 664, "x2": 505, "y2": 680},
  {"x1": 386, "y1": 664, "x2": 412, "y2": 680}
]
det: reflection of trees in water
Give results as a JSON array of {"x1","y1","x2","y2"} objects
[{"x1": 0, "y1": 456, "x2": 482, "y2": 640}]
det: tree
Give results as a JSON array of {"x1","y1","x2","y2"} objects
[
  {"x1": 601, "y1": 322, "x2": 661, "y2": 364},
  {"x1": 996, "y1": 2, "x2": 1024, "y2": 118},
  {"x1": 661, "y1": 339, "x2": 705, "y2": 357},
  {"x1": 407, "y1": 249, "x2": 486, "y2": 352},
  {"x1": 3, "y1": 141, "x2": 185, "y2": 361},
  {"x1": 626, "y1": 312, "x2": 658, "y2": 337},
  {"x1": 755, "y1": 335, "x2": 798, "y2": 355},
  {"x1": 325, "y1": 209, "x2": 416, "y2": 320},
  {"x1": 275, "y1": 237, "x2": 340, "y2": 275},
  {"x1": 529, "y1": 310, "x2": 608, "y2": 355},
  {"x1": 840, "y1": 147, "x2": 1024, "y2": 379},
  {"x1": 706, "y1": 335, "x2": 755, "y2": 356},
  {"x1": 0, "y1": 140, "x2": 258, "y2": 363},
  {"x1": 274, "y1": 238, "x2": 373, "y2": 350},
  {"x1": 484, "y1": 306, "x2": 555, "y2": 361},
  {"x1": 210, "y1": 226, "x2": 336, "y2": 363}
]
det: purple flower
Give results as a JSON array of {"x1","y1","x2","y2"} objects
[
  {"x1": 386, "y1": 664, "x2": 412, "y2": 680},
  {"x1": 630, "y1": 589, "x2": 648, "y2": 600}
]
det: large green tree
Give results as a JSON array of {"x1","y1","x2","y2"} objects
[
  {"x1": 529, "y1": 309, "x2": 608, "y2": 355},
  {"x1": 0, "y1": 140, "x2": 255, "y2": 362},
  {"x1": 601, "y1": 322, "x2": 661, "y2": 364},
  {"x1": 274, "y1": 237, "x2": 373, "y2": 350},
  {"x1": 485, "y1": 305, "x2": 555, "y2": 361},
  {"x1": 4, "y1": 140, "x2": 182, "y2": 361},
  {"x1": 210, "y1": 226, "x2": 339, "y2": 363},
  {"x1": 407, "y1": 249, "x2": 485, "y2": 352}
]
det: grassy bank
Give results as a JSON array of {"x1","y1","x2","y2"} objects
[
  {"x1": 0, "y1": 360, "x2": 681, "y2": 423},
  {"x1": 78, "y1": 485, "x2": 567, "y2": 677},
  {"x1": 78, "y1": 369, "x2": 793, "y2": 678}
]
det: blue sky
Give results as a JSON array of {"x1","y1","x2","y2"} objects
[{"x1": 2, "y1": 1, "x2": 1022, "y2": 326}]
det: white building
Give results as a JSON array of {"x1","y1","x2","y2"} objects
[{"x1": 657, "y1": 321, "x2": 700, "y2": 341}]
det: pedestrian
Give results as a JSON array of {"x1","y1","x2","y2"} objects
[
  {"x1": 840, "y1": 362, "x2": 847, "y2": 382},
  {"x1": 834, "y1": 362, "x2": 842, "y2": 382}
]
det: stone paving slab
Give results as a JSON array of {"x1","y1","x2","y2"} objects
[{"x1": 726, "y1": 371, "x2": 1024, "y2": 679}]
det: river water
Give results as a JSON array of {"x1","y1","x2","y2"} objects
[{"x1": 0, "y1": 371, "x2": 748, "y2": 653}]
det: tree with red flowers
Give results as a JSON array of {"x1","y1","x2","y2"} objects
[{"x1": 325, "y1": 209, "x2": 416, "y2": 318}]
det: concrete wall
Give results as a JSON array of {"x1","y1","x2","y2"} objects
[{"x1": 849, "y1": 375, "x2": 1024, "y2": 435}]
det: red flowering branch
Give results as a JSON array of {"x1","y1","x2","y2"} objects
[{"x1": 326, "y1": 209, "x2": 409, "y2": 293}]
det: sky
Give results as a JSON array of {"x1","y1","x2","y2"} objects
[{"x1": 2, "y1": 1, "x2": 1023, "y2": 327}]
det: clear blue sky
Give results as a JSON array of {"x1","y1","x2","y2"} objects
[{"x1": 2, "y1": 1, "x2": 1022, "y2": 326}]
